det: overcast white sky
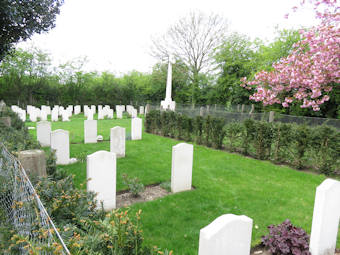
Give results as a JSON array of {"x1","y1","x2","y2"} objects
[{"x1": 18, "y1": 0, "x2": 317, "y2": 75}]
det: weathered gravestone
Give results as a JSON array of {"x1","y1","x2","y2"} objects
[
  {"x1": 18, "y1": 150, "x2": 47, "y2": 178},
  {"x1": 110, "y1": 126, "x2": 125, "y2": 158},
  {"x1": 87, "y1": 150, "x2": 116, "y2": 211},
  {"x1": 0, "y1": 117, "x2": 11, "y2": 127},
  {"x1": 309, "y1": 178, "x2": 340, "y2": 255},
  {"x1": 36, "y1": 121, "x2": 51, "y2": 147},
  {"x1": 131, "y1": 108, "x2": 137, "y2": 118},
  {"x1": 87, "y1": 110, "x2": 94, "y2": 120},
  {"x1": 198, "y1": 214, "x2": 253, "y2": 255},
  {"x1": 84, "y1": 120, "x2": 97, "y2": 144},
  {"x1": 51, "y1": 129, "x2": 70, "y2": 165},
  {"x1": 171, "y1": 143, "x2": 193, "y2": 193},
  {"x1": 131, "y1": 117, "x2": 142, "y2": 140}
]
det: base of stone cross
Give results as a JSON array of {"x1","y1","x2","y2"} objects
[{"x1": 160, "y1": 99, "x2": 176, "y2": 111}]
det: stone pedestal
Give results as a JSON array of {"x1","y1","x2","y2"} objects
[{"x1": 18, "y1": 150, "x2": 47, "y2": 177}]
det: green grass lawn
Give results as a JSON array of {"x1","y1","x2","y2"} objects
[{"x1": 25, "y1": 114, "x2": 339, "y2": 254}]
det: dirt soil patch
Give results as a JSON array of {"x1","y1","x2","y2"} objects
[{"x1": 116, "y1": 184, "x2": 170, "y2": 208}]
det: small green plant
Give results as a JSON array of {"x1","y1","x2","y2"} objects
[
  {"x1": 122, "y1": 173, "x2": 145, "y2": 197},
  {"x1": 160, "y1": 181, "x2": 171, "y2": 192}
]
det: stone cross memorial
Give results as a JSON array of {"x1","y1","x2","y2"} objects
[
  {"x1": 171, "y1": 143, "x2": 193, "y2": 193},
  {"x1": 87, "y1": 150, "x2": 116, "y2": 211},
  {"x1": 110, "y1": 126, "x2": 125, "y2": 158},
  {"x1": 84, "y1": 120, "x2": 97, "y2": 144},
  {"x1": 36, "y1": 121, "x2": 51, "y2": 147},
  {"x1": 51, "y1": 129, "x2": 70, "y2": 165},
  {"x1": 131, "y1": 117, "x2": 142, "y2": 140},
  {"x1": 309, "y1": 178, "x2": 340, "y2": 255},
  {"x1": 198, "y1": 214, "x2": 253, "y2": 255}
]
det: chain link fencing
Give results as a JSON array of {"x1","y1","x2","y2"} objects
[
  {"x1": 147, "y1": 103, "x2": 340, "y2": 129},
  {"x1": 0, "y1": 143, "x2": 70, "y2": 255}
]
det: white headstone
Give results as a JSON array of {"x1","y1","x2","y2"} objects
[
  {"x1": 87, "y1": 150, "x2": 116, "y2": 211},
  {"x1": 98, "y1": 109, "x2": 104, "y2": 120},
  {"x1": 171, "y1": 143, "x2": 193, "y2": 193},
  {"x1": 131, "y1": 117, "x2": 142, "y2": 140},
  {"x1": 36, "y1": 121, "x2": 51, "y2": 147},
  {"x1": 198, "y1": 214, "x2": 253, "y2": 255},
  {"x1": 131, "y1": 108, "x2": 137, "y2": 118},
  {"x1": 40, "y1": 110, "x2": 48, "y2": 121},
  {"x1": 62, "y1": 110, "x2": 70, "y2": 121},
  {"x1": 84, "y1": 120, "x2": 97, "y2": 144},
  {"x1": 139, "y1": 106, "x2": 144, "y2": 115},
  {"x1": 91, "y1": 105, "x2": 96, "y2": 114},
  {"x1": 51, "y1": 129, "x2": 70, "y2": 165},
  {"x1": 309, "y1": 179, "x2": 340, "y2": 255},
  {"x1": 29, "y1": 112, "x2": 37, "y2": 122},
  {"x1": 51, "y1": 109, "x2": 59, "y2": 121},
  {"x1": 110, "y1": 126, "x2": 125, "y2": 158},
  {"x1": 74, "y1": 105, "x2": 81, "y2": 115},
  {"x1": 107, "y1": 109, "x2": 114, "y2": 119},
  {"x1": 116, "y1": 108, "x2": 123, "y2": 119}
]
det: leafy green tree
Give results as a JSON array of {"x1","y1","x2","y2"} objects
[
  {"x1": 214, "y1": 32, "x2": 258, "y2": 105},
  {"x1": 0, "y1": 0, "x2": 64, "y2": 60}
]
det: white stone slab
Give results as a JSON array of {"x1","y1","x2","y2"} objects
[
  {"x1": 110, "y1": 126, "x2": 125, "y2": 158},
  {"x1": 37, "y1": 121, "x2": 51, "y2": 147},
  {"x1": 131, "y1": 108, "x2": 137, "y2": 118},
  {"x1": 40, "y1": 110, "x2": 48, "y2": 121},
  {"x1": 50, "y1": 129, "x2": 70, "y2": 165},
  {"x1": 87, "y1": 150, "x2": 116, "y2": 211},
  {"x1": 51, "y1": 109, "x2": 59, "y2": 121},
  {"x1": 309, "y1": 179, "x2": 340, "y2": 255},
  {"x1": 171, "y1": 143, "x2": 193, "y2": 193},
  {"x1": 131, "y1": 117, "x2": 142, "y2": 140},
  {"x1": 116, "y1": 108, "x2": 123, "y2": 119},
  {"x1": 198, "y1": 214, "x2": 253, "y2": 255},
  {"x1": 139, "y1": 106, "x2": 144, "y2": 115},
  {"x1": 84, "y1": 120, "x2": 97, "y2": 144},
  {"x1": 74, "y1": 105, "x2": 81, "y2": 115}
]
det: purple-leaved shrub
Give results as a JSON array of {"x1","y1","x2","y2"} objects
[{"x1": 262, "y1": 219, "x2": 311, "y2": 255}]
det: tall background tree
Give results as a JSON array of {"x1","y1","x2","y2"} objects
[
  {"x1": 0, "y1": 0, "x2": 64, "y2": 61},
  {"x1": 151, "y1": 11, "x2": 228, "y2": 106}
]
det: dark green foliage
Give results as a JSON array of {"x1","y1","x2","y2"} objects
[
  {"x1": 122, "y1": 173, "x2": 145, "y2": 197},
  {"x1": 34, "y1": 175, "x2": 101, "y2": 226},
  {"x1": 293, "y1": 124, "x2": 311, "y2": 169},
  {"x1": 225, "y1": 122, "x2": 244, "y2": 152},
  {"x1": 193, "y1": 116, "x2": 204, "y2": 144},
  {"x1": 0, "y1": 0, "x2": 64, "y2": 60},
  {"x1": 242, "y1": 119, "x2": 256, "y2": 155},
  {"x1": 253, "y1": 121, "x2": 273, "y2": 160},
  {"x1": 210, "y1": 117, "x2": 226, "y2": 149},
  {"x1": 262, "y1": 219, "x2": 311, "y2": 255},
  {"x1": 310, "y1": 125, "x2": 340, "y2": 175},
  {"x1": 145, "y1": 110, "x2": 339, "y2": 175},
  {"x1": 203, "y1": 115, "x2": 213, "y2": 147},
  {"x1": 272, "y1": 123, "x2": 294, "y2": 163}
]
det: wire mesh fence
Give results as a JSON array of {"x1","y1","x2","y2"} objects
[
  {"x1": 147, "y1": 103, "x2": 340, "y2": 129},
  {"x1": 0, "y1": 143, "x2": 70, "y2": 255}
]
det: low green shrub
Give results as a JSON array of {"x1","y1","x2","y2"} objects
[{"x1": 122, "y1": 173, "x2": 145, "y2": 197}]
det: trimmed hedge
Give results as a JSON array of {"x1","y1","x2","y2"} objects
[{"x1": 145, "y1": 110, "x2": 340, "y2": 175}]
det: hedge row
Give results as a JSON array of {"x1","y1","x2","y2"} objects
[{"x1": 145, "y1": 110, "x2": 340, "y2": 175}]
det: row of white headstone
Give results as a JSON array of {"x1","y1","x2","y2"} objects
[
  {"x1": 36, "y1": 118, "x2": 143, "y2": 163},
  {"x1": 87, "y1": 142, "x2": 194, "y2": 210},
  {"x1": 11, "y1": 104, "x2": 146, "y2": 123},
  {"x1": 84, "y1": 118, "x2": 142, "y2": 145},
  {"x1": 198, "y1": 178, "x2": 340, "y2": 255}
]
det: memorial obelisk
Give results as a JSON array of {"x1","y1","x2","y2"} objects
[{"x1": 161, "y1": 55, "x2": 176, "y2": 111}]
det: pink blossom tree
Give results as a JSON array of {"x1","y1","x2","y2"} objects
[{"x1": 241, "y1": 0, "x2": 339, "y2": 111}]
